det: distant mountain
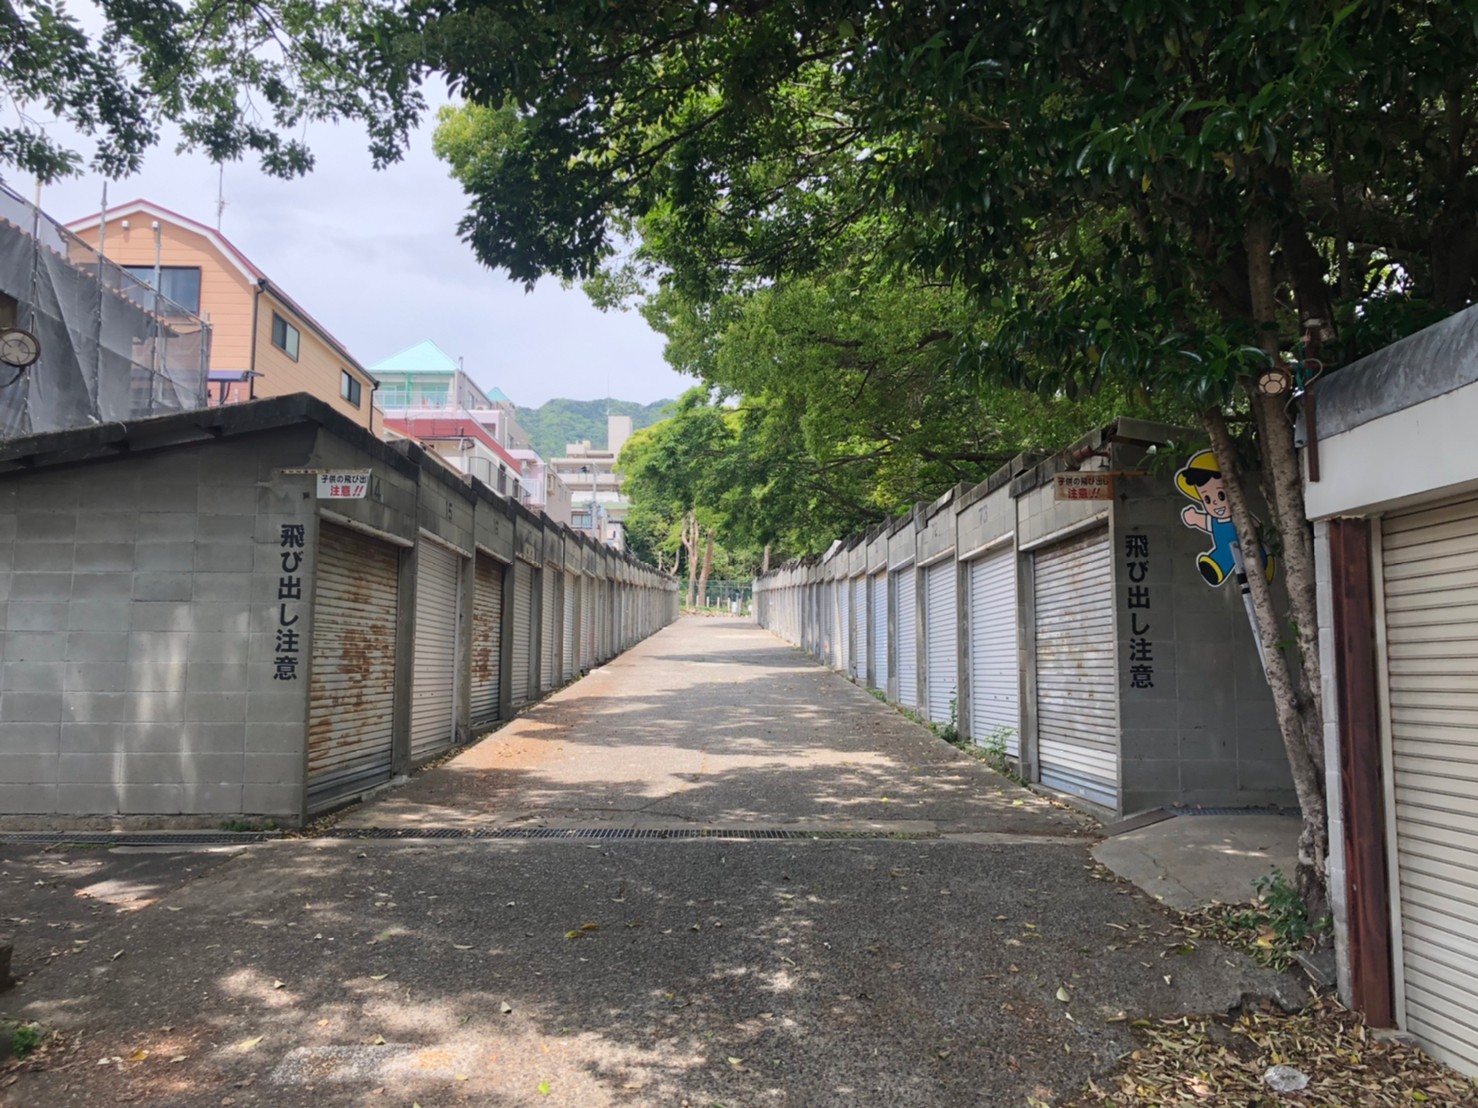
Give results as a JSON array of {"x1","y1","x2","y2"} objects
[{"x1": 518, "y1": 398, "x2": 674, "y2": 461}]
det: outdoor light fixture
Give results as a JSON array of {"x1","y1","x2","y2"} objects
[{"x1": 1256, "y1": 362, "x2": 1294, "y2": 397}]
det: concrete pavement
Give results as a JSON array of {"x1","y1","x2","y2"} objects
[
  {"x1": 1, "y1": 618, "x2": 1298, "y2": 1107},
  {"x1": 1092, "y1": 813, "x2": 1301, "y2": 911}
]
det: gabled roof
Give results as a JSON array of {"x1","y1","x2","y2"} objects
[
  {"x1": 65, "y1": 199, "x2": 375, "y2": 384},
  {"x1": 371, "y1": 340, "x2": 460, "y2": 375},
  {"x1": 484, "y1": 386, "x2": 512, "y2": 403},
  {"x1": 67, "y1": 198, "x2": 263, "y2": 282}
]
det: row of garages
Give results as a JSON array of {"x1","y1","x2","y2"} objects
[
  {"x1": 757, "y1": 304, "x2": 1478, "y2": 1079},
  {"x1": 754, "y1": 417, "x2": 1295, "y2": 818},
  {"x1": 0, "y1": 395, "x2": 678, "y2": 827}
]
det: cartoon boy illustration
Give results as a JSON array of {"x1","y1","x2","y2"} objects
[{"x1": 1176, "y1": 450, "x2": 1274, "y2": 586}]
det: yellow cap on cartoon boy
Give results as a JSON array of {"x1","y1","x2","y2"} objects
[{"x1": 1175, "y1": 449, "x2": 1221, "y2": 500}]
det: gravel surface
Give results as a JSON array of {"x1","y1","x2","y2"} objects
[{"x1": 1, "y1": 618, "x2": 1297, "y2": 1107}]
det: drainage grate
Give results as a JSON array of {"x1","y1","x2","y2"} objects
[
  {"x1": 321, "y1": 826, "x2": 940, "y2": 842},
  {"x1": 1173, "y1": 807, "x2": 1301, "y2": 818},
  {"x1": 0, "y1": 831, "x2": 281, "y2": 846}
]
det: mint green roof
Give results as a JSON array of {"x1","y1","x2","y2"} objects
[
  {"x1": 484, "y1": 386, "x2": 512, "y2": 403},
  {"x1": 371, "y1": 340, "x2": 459, "y2": 375}
]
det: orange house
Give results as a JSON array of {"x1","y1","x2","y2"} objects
[{"x1": 66, "y1": 200, "x2": 378, "y2": 430}]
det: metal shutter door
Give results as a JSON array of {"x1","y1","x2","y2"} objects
[
  {"x1": 969, "y1": 548, "x2": 1020, "y2": 755},
  {"x1": 511, "y1": 560, "x2": 533, "y2": 706},
  {"x1": 1034, "y1": 528, "x2": 1118, "y2": 808},
  {"x1": 470, "y1": 555, "x2": 503, "y2": 725},
  {"x1": 845, "y1": 585, "x2": 857, "y2": 673},
  {"x1": 540, "y1": 567, "x2": 557, "y2": 692},
  {"x1": 925, "y1": 562, "x2": 958, "y2": 725},
  {"x1": 896, "y1": 566, "x2": 918, "y2": 708},
  {"x1": 308, "y1": 524, "x2": 398, "y2": 812},
  {"x1": 562, "y1": 577, "x2": 577, "y2": 680},
  {"x1": 582, "y1": 580, "x2": 595, "y2": 670},
  {"x1": 871, "y1": 572, "x2": 887, "y2": 689},
  {"x1": 1382, "y1": 494, "x2": 1478, "y2": 1077},
  {"x1": 411, "y1": 540, "x2": 461, "y2": 762},
  {"x1": 852, "y1": 578, "x2": 865, "y2": 679},
  {"x1": 833, "y1": 584, "x2": 843, "y2": 668}
]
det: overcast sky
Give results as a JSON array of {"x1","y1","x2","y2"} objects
[{"x1": 31, "y1": 100, "x2": 689, "y2": 410}]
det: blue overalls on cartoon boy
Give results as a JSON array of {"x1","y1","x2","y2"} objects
[{"x1": 1175, "y1": 450, "x2": 1274, "y2": 586}]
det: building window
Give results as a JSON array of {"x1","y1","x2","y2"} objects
[
  {"x1": 340, "y1": 370, "x2": 362, "y2": 407},
  {"x1": 271, "y1": 313, "x2": 300, "y2": 360},
  {"x1": 572, "y1": 511, "x2": 592, "y2": 529},
  {"x1": 123, "y1": 266, "x2": 202, "y2": 314}
]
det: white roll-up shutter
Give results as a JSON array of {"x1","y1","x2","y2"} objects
[
  {"x1": 308, "y1": 524, "x2": 398, "y2": 812},
  {"x1": 1382, "y1": 493, "x2": 1478, "y2": 1077},
  {"x1": 540, "y1": 566, "x2": 558, "y2": 692},
  {"x1": 470, "y1": 555, "x2": 503, "y2": 725},
  {"x1": 834, "y1": 583, "x2": 847, "y2": 671},
  {"x1": 925, "y1": 561, "x2": 958, "y2": 725},
  {"x1": 852, "y1": 577, "x2": 865, "y2": 679},
  {"x1": 1034, "y1": 528, "x2": 1117, "y2": 808},
  {"x1": 511, "y1": 560, "x2": 534, "y2": 706},
  {"x1": 562, "y1": 577, "x2": 577, "y2": 680},
  {"x1": 582, "y1": 580, "x2": 596, "y2": 671},
  {"x1": 969, "y1": 547, "x2": 1020, "y2": 755},
  {"x1": 871, "y1": 572, "x2": 887, "y2": 689},
  {"x1": 896, "y1": 566, "x2": 918, "y2": 708},
  {"x1": 411, "y1": 540, "x2": 461, "y2": 763}
]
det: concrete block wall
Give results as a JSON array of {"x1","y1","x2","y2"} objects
[
  {"x1": 0, "y1": 427, "x2": 318, "y2": 820},
  {"x1": 1015, "y1": 475, "x2": 1108, "y2": 549},
  {"x1": 1112, "y1": 451, "x2": 1292, "y2": 813}
]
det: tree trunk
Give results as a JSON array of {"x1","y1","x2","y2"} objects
[
  {"x1": 698, "y1": 529, "x2": 715, "y2": 609},
  {"x1": 1202, "y1": 404, "x2": 1329, "y2": 924},
  {"x1": 682, "y1": 511, "x2": 698, "y2": 608},
  {"x1": 1233, "y1": 218, "x2": 1330, "y2": 923}
]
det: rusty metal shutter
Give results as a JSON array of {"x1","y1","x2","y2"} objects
[
  {"x1": 896, "y1": 566, "x2": 918, "y2": 708},
  {"x1": 511, "y1": 560, "x2": 534, "y2": 706},
  {"x1": 1381, "y1": 493, "x2": 1478, "y2": 1077},
  {"x1": 308, "y1": 524, "x2": 397, "y2": 812},
  {"x1": 470, "y1": 555, "x2": 503, "y2": 725},
  {"x1": 411, "y1": 539, "x2": 461, "y2": 763},
  {"x1": 925, "y1": 561, "x2": 957, "y2": 726},
  {"x1": 969, "y1": 547, "x2": 1019, "y2": 755},
  {"x1": 540, "y1": 566, "x2": 558, "y2": 692},
  {"x1": 562, "y1": 576, "x2": 577, "y2": 680},
  {"x1": 1034, "y1": 528, "x2": 1118, "y2": 808},
  {"x1": 871, "y1": 572, "x2": 887, "y2": 689}
]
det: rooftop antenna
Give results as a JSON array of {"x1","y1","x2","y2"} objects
[{"x1": 215, "y1": 164, "x2": 226, "y2": 231}]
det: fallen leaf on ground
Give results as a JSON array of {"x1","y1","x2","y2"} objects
[{"x1": 233, "y1": 1037, "x2": 262, "y2": 1052}]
